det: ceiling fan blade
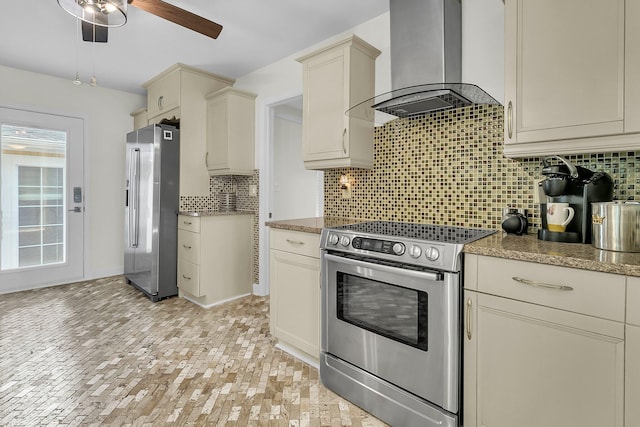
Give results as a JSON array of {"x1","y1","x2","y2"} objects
[
  {"x1": 128, "y1": 0, "x2": 223, "y2": 39},
  {"x1": 81, "y1": 18, "x2": 109, "y2": 42}
]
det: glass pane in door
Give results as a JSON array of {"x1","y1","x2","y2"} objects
[{"x1": 1, "y1": 124, "x2": 67, "y2": 270}]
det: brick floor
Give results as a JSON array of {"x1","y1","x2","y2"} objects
[{"x1": 0, "y1": 276, "x2": 386, "y2": 426}]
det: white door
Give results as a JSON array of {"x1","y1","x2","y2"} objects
[{"x1": 0, "y1": 107, "x2": 84, "y2": 292}]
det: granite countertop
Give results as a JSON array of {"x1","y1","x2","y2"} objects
[
  {"x1": 179, "y1": 210, "x2": 254, "y2": 217},
  {"x1": 265, "y1": 217, "x2": 640, "y2": 277},
  {"x1": 465, "y1": 232, "x2": 640, "y2": 277},
  {"x1": 265, "y1": 217, "x2": 361, "y2": 234}
]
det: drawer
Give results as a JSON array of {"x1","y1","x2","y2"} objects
[
  {"x1": 178, "y1": 260, "x2": 201, "y2": 297},
  {"x1": 476, "y1": 256, "x2": 625, "y2": 321},
  {"x1": 178, "y1": 215, "x2": 200, "y2": 232},
  {"x1": 146, "y1": 70, "x2": 180, "y2": 118},
  {"x1": 270, "y1": 229, "x2": 320, "y2": 258},
  {"x1": 178, "y1": 230, "x2": 200, "y2": 265},
  {"x1": 628, "y1": 276, "x2": 640, "y2": 326}
]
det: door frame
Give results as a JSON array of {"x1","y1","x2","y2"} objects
[{"x1": 0, "y1": 103, "x2": 88, "y2": 294}]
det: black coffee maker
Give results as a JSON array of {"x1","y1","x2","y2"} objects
[{"x1": 538, "y1": 155, "x2": 613, "y2": 243}]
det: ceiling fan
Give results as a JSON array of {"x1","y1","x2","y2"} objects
[{"x1": 57, "y1": 0, "x2": 223, "y2": 43}]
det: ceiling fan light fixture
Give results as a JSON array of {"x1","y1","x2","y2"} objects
[{"x1": 57, "y1": 0, "x2": 127, "y2": 27}]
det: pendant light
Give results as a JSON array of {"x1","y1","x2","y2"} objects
[
  {"x1": 57, "y1": 0, "x2": 127, "y2": 27},
  {"x1": 90, "y1": 24, "x2": 98, "y2": 87},
  {"x1": 73, "y1": 16, "x2": 82, "y2": 85}
]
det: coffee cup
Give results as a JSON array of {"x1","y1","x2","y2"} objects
[{"x1": 546, "y1": 202, "x2": 575, "y2": 232}]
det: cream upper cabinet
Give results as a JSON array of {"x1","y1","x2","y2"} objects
[
  {"x1": 464, "y1": 255, "x2": 625, "y2": 427},
  {"x1": 205, "y1": 87, "x2": 256, "y2": 176},
  {"x1": 626, "y1": 277, "x2": 640, "y2": 427},
  {"x1": 143, "y1": 64, "x2": 234, "y2": 196},
  {"x1": 130, "y1": 108, "x2": 148, "y2": 131},
  {"x1": 269, "y1": 228, "x2": 320, "y2": 360},
  {"x1": 296, "y1": 35, "x2": 380, "y2": 170},
  {"x1": 503, "y1": 0, "x2": 640, "y2": 157}
]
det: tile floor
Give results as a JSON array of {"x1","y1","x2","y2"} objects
[{"x1": 0, "y1": 276, "x2": 386, "y2": 426}]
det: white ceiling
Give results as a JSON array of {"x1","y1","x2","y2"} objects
[{"x1": 0, "y1": 0, "x2": 389, "y2": 94}]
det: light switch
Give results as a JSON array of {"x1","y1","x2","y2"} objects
[{"x1": 249, "y1": 184, "x2": 258, "y2": 197}]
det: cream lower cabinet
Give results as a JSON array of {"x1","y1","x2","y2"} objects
[
  {"x1": 626, "y1": 277, "x2": 640, "y2": 427},
  {"x1": 269, "y1": 228, "x2": 320, "y2": 360},
  {"x1": 177, "y1": 214, "x2": 253, "y2": 307},
  {"x1": 463, "y1": 255, "x2": 625, "y2": 427}
]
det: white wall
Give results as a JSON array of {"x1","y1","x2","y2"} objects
[
  {"x1": 462, "y1": 0, "x2": 505, "y2": 103},
  {"x1": 0, "y1": 65, "x2": 146, "y2": 283},
  {"x1": 271, "y1": 104, "x2": 322, "y2": 221}
]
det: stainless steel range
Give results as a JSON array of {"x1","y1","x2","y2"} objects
[{"x1": 319, "y1": 221, "x2": 495, "y2": 427}]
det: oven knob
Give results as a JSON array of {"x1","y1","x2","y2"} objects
[
  {"x1": 408, "y1": 245, "x2": 422, "y2": 258},
  {"x1": 339, "y1": 235, "x2": 351, "y2": 247},
  {"x1": 392, "y1": 242, "x2": 406, "y2": 255},
  {"x1": 425, "y1": 247, "x2": 440, "y2": 261},
  {"x1": 328, "y1": 234, "x2": 339, "y2": 245}
]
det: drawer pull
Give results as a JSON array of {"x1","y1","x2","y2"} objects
[
  {"x1": 183, "y1": 244, "x2": 192, "y2": 249},
  {"x1": 466, "y1": 297, "x2": 473, "y2": 340},
  {"x1": 286, "y1": 239, "x2": 305, "y2": 245},
  {"x1": 512, "y1": 276, "x2": 574, "y2": 291},
  {"x1": 183, "y1": 221, "x2": 192, "y2": 225},
  {"x1": 182, "y1": 274, "x2": 192, "y2": 280}
]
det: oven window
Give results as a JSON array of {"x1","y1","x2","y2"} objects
[{"x1": 336, "y1": 272, "x2": 428, "y2": 351}]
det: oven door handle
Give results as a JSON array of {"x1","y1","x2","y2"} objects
[{"x1": 322, "y1": 253, "x2": 443, "y2": 282}]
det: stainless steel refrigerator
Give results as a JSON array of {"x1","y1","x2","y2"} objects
[{"x1": 124, "y1": 124, "x2": 179, "y2": 301}]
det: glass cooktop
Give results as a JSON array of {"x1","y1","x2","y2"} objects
[{"x1": 329, "y1": 221, "x2": 496, "y2": 244}]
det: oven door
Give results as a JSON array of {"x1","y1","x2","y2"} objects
[{"x1": 321, "y1": 251, "x2": 459, "y2": 413}]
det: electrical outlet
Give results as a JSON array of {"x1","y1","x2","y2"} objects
[
  {"x1": 533, "y1": 179, "x2": 543, "y2": 204},
  {"x1": 249, "y1": 184, "x2": 258, "y2": 197}
]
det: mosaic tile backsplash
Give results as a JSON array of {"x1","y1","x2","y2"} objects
[
  {"x1": 180, "y1": 171, "x2": 260, "y2": 284},
  {"x1": 324, "y1": 105, "x2": 640, "y2": 232}
]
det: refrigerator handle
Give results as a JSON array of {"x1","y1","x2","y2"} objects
[{"x1": 129, "y1": 148, "x2": 140, "y2": 248}]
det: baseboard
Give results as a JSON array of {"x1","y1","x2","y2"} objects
[
  {"x1": 275, "y1": 342, "x2": 320, "y2": 370},
  {"x1": 181, "y1": 292, "x2": 252, "y2": 309}
]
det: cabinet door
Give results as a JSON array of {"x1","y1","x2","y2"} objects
[
  {"x1": 476, "y1": 293, "x2": 624, "y2": 427},
  {"x1": 146, "y1": 70, "x2": 181, "y2": 119},
  {"x1": 269, "y1": 249, "x2": 320, "y2": 358},
  {"x1": 504, "y1": 0, "x2": 624, "y2": 145},
  {"x1": 626, "y1": 325, "x2": 640, "y2": 427},
  {"x1": 463, "y1": 291, "x2": 478, "y2": 427},
  {"x1": 302, "y1": 47, "x2": 348, "y2": 163},
  {"x1": 206, "y1": 95, "x2": 229, "y2": 171}
]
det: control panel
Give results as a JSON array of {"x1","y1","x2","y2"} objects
[{"x1": 323, "y1": 231, "x2": 451, "y2": 270}]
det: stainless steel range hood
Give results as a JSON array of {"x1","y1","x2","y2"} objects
[{"x1": 350, "y1": 0, "x2": 500, "y2": 120}]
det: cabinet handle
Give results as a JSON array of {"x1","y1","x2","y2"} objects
[
  {"x1": 507, "y1": 100, "x2": 513, "y2": 139},
  {"x1": 342, "y1": 128, "x2": 347, "y2": 155},
  {"x1": 182, "y1": 274, "x2": 192, "y2": 280},
  {"x1": 205, "y1": 152, "x2": 209, "y2": 168},
  {"x1": 466, "y1": 297, "x2": 473, "y2": 340},
  {"x1": 183, "y1": 244, "x2": 192, "y2": 249},
  {"x1": 158, "y1": 95, "x2": 164, "y2": 110},
  {"x1": 512, "y1": 276, "x2": 574, "y2": 291},
  {"x1": 183, "y1": 221, "x2": 192, "y2": 225},
  {"x1": 286, "y1": 239, "x2": 305, "y2": 245}
]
